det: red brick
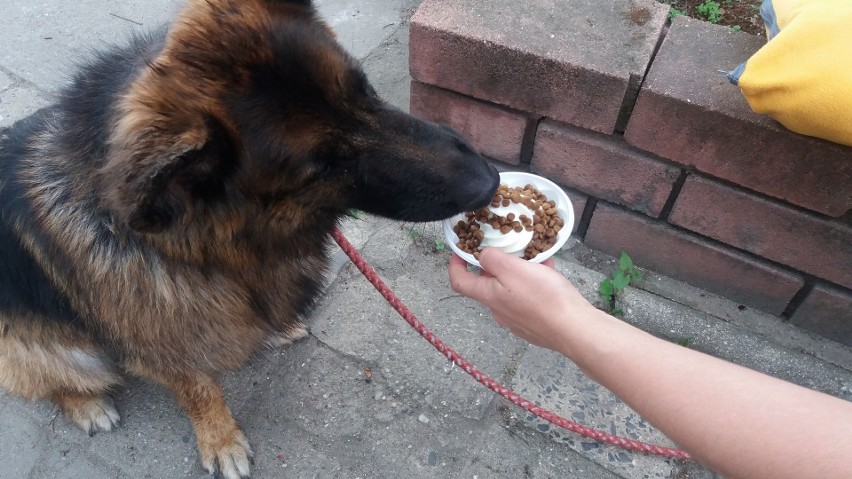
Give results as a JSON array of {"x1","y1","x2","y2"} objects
[
  {"x1": 584, "y1": 203, "x2": 804, "y2": 315},
  {"x1": 790, "y1": 285, "x2": 852, "y2": 347},
  {"x1": 531, "y1": 121, "x2": 680, "y2": 217},
  {"x1": 410, "y1": 81, "x2": 531, "y2": 165},
  {"x1": 624, "y1": 17, "x2": 852, "y2": 217},
  {"x1": 670, "y1": 176, "x2": 852, "y2": 289},
  {"x1": 409, "y1": 0, "x2": 668, "y2": 134}
]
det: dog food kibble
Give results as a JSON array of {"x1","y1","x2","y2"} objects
[{"x1": 453, "y1": 184, "x2": 564, "y2": 260}]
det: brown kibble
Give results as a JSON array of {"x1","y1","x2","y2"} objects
[{"x1": 454, "y1": 182, "x2": 564, "y2": 260}]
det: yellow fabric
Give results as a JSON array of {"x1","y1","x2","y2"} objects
[{"x1": 735, "y1": 0, "x2": 852, "y2": 146}]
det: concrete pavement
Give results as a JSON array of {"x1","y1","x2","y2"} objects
[{"x1": 1, "y1": 1, "x2": 850, "y2": 478}]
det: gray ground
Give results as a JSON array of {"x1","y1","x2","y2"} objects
[{"x1": 1, "y1": 1, "x2": 850, "y2": 478}]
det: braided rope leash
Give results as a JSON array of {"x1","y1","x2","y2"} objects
[{"x1": 331, "y1": 228, "x2": 692, "y2": 461}]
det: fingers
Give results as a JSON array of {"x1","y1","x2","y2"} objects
[
  {"x1": 450, "y1": 250, "x2": 557, "y2": 302},
  {"x1": 477, "y1": 248, "x2": 526, "y2": 277},
  {"x1": 448, "y1": 254, "x2": 492, "y2": 302}
]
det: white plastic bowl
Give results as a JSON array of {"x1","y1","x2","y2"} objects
[{"x1": 443, "y1": 171, "x2": 574, "y2": 267}]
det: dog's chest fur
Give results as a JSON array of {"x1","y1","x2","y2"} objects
[{"x1": 0, "y1": 29, "x2": 329, "y2": 374}]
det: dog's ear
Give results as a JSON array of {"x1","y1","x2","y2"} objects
[{"x1": 102, "y1": 110, "x2": 235, "y2": 234}]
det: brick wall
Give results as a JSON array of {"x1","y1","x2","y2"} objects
[{"x1": 409, "y1": 0, "x2": 852, "y2": 346}]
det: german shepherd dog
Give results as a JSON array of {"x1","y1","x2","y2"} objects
[{"x1": 0, "y1": 0, "x2": 499, "y2": 476}]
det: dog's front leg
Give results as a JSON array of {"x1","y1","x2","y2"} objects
[{"x1": 142, "y1": 368, "x2": 253, "y2": 478}]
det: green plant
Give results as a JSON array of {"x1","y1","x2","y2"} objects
[
  {"x1": 599, "y1": 251, "x2": 642, "y2": 314},
  {"x1": 346, "y1": 209, "x2": 363, "y2": 219},
  {"x1": 729, "y1": 24, "x2": 741, "y2": 32},
  {"x1": 434, "y1": 239, "x2": 446, "y2": 252},
  {"x1": 673, "y1": 337, "x2": 695, "y2": 348},
  {"x1": 668, "y1": 7, "x2": 686, "y2": 21},
  {"x1": 696, "y1": 0, "x2": 723, "y2": 23},
  {"x1": 407, "y1": 227, "x2": 420, "y2": 239}
]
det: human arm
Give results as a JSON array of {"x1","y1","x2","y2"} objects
[{"x1": 449, "y1": 248, "x2": 852, "y2": 479}]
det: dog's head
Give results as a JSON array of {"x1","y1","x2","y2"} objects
[{"x1": 101, "y1": 0, "x2": 498, "y2": 238}]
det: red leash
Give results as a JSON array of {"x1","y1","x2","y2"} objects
[{"x1": 331, "y1": 228, "x2": 692, "y2": 461}]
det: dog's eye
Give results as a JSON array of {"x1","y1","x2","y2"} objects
[{"x1": 309, "y1": 145, "x2": 352, "y2": 180}]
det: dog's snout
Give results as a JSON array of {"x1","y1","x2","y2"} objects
[{"x1": 453, "y1": 161, "x2": 500, "y2": 211}]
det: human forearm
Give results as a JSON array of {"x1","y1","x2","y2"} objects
[{"x1": 559, "y1": 309, "x2": 852, "y2": 479}]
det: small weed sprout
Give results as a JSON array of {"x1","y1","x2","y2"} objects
[
  {"x1": 599, "y1": 251, "x2": 642, "y2": 315},
  {"x1": 434, "y1": 239, "x2": 446, "y2": 252},
  {"x1": 668, "y1": 8, "x2": 686, "y2": 21},
  {"x1": 696, "y1": 0, "x2": 723, "y2": 23}
]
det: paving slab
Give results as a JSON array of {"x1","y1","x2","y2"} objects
[
  {"x1": 0, "y1": 0, "x2": 182, "y2": 92},
  {"x1": 360, "y1": 21, "x2": 413, "y2": 112},
  {"x1": 410, "y1": 0, "x2": 669, "y2": 134},
  {"x1": 316, "y1": 0, "x2": 420, "y2": 61},
  {"x1": 0, "y1": 70, "x2": 52, "y2": 128}
]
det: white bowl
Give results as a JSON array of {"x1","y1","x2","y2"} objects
[{"x1": 443, "y1": 171, "x2": 574, "y2": 267}]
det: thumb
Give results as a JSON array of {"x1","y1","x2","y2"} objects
[
  {"x1": 477, "y1": 247, "x2": 527, "y2": 278},
  {"x1": 449, "y1": 253, "x2": 494, "y2": 302}
]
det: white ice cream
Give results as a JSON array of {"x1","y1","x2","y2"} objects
[{"x1": 477, "y1": 202, "x2": 535, "y2": 256}]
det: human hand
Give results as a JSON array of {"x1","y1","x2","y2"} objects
[{"x1": 448, "y1": 248, "x2": 596, "y2": 352}]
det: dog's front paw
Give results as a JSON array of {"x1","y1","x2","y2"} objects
[
  {"x1": 53, "y1": 393, "x2": 121, "y2": 436},
  {"x1": 200, "y1": 428, "x2": 253, "y2": 479}
]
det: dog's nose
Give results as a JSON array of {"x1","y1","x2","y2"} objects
[{"x1": 453, "y1": 160, "x2": 500, "y2": 211}]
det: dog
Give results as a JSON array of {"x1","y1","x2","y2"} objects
[{"x1": 0, "y1": 0, "x2": 499, "y2": 477}]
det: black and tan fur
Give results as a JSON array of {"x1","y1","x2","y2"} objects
[{"x1": 0, "y1": 0, "x2": 499, "y2": 477}]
